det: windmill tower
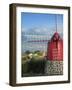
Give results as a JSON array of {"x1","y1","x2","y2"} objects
[{"x1": 47, "y1": 15, "x2": 63, "y2": 61}]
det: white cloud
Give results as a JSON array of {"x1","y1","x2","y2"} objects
[{"x1": 22, "y1": 27, "x2": 63, "y2": 42}]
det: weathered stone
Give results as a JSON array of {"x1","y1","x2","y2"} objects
[{"x1": 45, "y1": 60, "x2": 63, "y2": 75}]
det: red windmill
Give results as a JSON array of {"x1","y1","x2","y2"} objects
[
  {"x1": 47, "y1": 32, "x2": 63, "y2": 61},
  {"x1": 47, "y1": 15, "x2": 63, "y2": 61}
]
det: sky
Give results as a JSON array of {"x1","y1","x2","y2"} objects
[
  {"x1": 21, "y1": 12, "x2": 63, "y2": 35},
  {"x1": 21, "y1": 12, "x2": 63, "y2": 52}
]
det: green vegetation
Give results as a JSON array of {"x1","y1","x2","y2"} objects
[
  {"x1": 22, "y1": 50, "x2": 46, "y2": 62},
  {"x1": 25, "y1": 50, "x2": 31, "y2": 54},
  {"x1": 22, "y1": 59, "x2": 46, "y2": 77},
  {"x1": 21, "y1": 50, "x2": 46, "y2": 77},
  {"x1": 21, "y1": 50, "x2": 63, "y2": 77},
  {"x1": 28, "y1": 59, "x2": 46, "y2": 74}
]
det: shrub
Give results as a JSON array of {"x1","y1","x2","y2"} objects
[
  {"x1": 28, "y1": 59, "x2": 46, "y2": 74},
  {"x1": 22, "y1": 61, "x2": 29, "y2": 75}
]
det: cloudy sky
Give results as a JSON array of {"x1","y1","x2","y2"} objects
[
  {"x1": 21, "y1": 12, "x2": 63, "y2": 43},
  {"x1": 21, "y1": 12, "x2": 63, "y2": 35},
  {"x1": 21, "y1": 12, "x2": 63, "y2": 52}
]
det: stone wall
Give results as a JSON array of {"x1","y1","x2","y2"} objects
[{"x1": 45, "y1": 60, "x2": 63, "y2": 75}]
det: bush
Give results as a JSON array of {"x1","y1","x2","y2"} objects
[
  {"x1": 22, "y1": 61, "x2": 29, "y2": 75},
  {"x1": 28, "y1": 59, "x2": 46, "y2": 74}
]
